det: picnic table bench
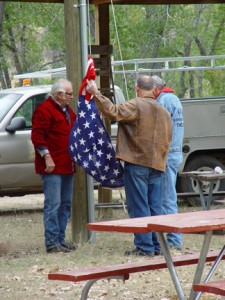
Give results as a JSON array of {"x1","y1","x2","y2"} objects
[
  {"x1": 95, "y1": 185, "x2": 225, "y2": 211},
  {"x1": 95, "y1": 191, "x2": 225, "y2": 214},
  {"x1": 193, "y1": 279, "x2": 225, "y2": 296},
  {"x1": 48, "y1": 250, "x2": 225, "y2": 300},
  {"x1": 177, "y1": 191, "x2": 225, "y2": 199}
]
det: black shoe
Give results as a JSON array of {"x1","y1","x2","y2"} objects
[
  {"x1": 125, "y1": 248, "x2": 154, "y2": 257},
  {"x1": 61, "y1": 242, "x2": 77, "y2": 251},
  {"x1": 168, "y1": 244, "x2": 182, "y2": 250},
  {"x1": 154, "y1": 249, "x2": 163, "y2": 256},
  {"x1": 46, "y1": 245, "x2": 71, "y2": 253}
]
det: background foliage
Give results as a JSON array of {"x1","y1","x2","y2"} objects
[
  {"x1": 109, "y1": 4, "x2": 225, "y2": 98},
  {"x1": 0, "y1": 2, "x2": 225, "y2": 98},
  {"x1": 0, "y1": 2, "x2": 65, "y2": 88}
]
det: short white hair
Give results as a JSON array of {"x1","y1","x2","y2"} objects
[
  {"x1": 152, "y1": 76, "x2": 166, "y2": 90},
  {"x1": 51, "y1": 79, "x2": 72, "y2": 97}
]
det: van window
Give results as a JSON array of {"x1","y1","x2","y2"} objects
[
  {"x1": 14, "y1": 93, "x2": 47, "y2": 129},
  {"x1": 0, "y1": 93, "x2": 22, "y2": 122}
]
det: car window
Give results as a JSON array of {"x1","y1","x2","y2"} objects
[
  {"x1": 0, "y1": 93, "x2": 22, "y2": 122},
  {"x1": 14, "y1": 93, "x2": 48, "y2": 129}
]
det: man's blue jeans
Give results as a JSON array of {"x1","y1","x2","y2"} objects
[
  {"x1": 41, "y1": 174, "x2": 74, "y2": 250},
  {"x1": 160, "y1": 152, "x2": 182, "y2": 248},
  {"x1": 124, "y1": 162, "x2": 163, "y2": 254}
]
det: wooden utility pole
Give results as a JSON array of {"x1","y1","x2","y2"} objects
[
  {"x1": 64, "y1": 0, "x2": 89, "y2": 243},
  {"x1": 95, "y1": 4, "x2": 113, "y2": 218}
]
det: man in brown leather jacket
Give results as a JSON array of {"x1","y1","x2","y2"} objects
[{"x1": 87, "y1": 75, "x2": 172, "y2": 256}]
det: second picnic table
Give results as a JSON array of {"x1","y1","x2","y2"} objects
[
  {"x1": 179, "y1": 171, "x2": 225, "y2": 210},
  {"x1": 87, "y1": 208, "x2": 225, "y2": 300}
]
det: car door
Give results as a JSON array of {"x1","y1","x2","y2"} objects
[{"x1": 0, "y1": 93, "x2": 48, "y2": 195}]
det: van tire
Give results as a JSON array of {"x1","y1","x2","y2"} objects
[{"x1": 178, "y1": 155, "x2": 225, "y2": 205}]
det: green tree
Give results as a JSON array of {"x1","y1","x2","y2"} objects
[
  {"x1": 109, "y1": 4, "x2": 225, "y2": 99},
  {"x1": 0, "y1": 2, "x2": 65, "y2": 88},
  {"x1": 0, "y1": 2, "x2": 225, "y2": 97}
]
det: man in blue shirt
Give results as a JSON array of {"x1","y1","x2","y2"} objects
[{"x1": 153, "y1": 76, "x2": 184, "y2": 250}]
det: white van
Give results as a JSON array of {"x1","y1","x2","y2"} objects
[
  {"x1": 0, "y1": 85, "x2": 125, "y2": 196},
  {"x1": 0, "y1": 86, "x2": 51, "y2": 196}
]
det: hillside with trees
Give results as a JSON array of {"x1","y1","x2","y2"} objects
[{"x1": 0, "y1": 2, "x2": 225, "y2": 98}]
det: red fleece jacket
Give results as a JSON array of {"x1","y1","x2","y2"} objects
[{"x1": 31, "y1": 96, "x2": 76, "y2": 174}]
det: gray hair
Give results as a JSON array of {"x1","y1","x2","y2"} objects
[
  {"x1": 136, "y1": 75, "x2": 154, "y2": 91},
  {"x1": 152, "y1": 75, "x2": 166, "y2": 90},
  {"x1": 51, "y1": 79, "x2": 72, "y2": 97}
]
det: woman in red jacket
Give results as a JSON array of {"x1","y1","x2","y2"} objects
[{"x1": 32, "y1": 78, "x2": 76, "y2": 253}]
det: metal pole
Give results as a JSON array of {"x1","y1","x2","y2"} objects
[
  {"x1": 79, "y1": 0, "x2": 88, "y2": 73},
  {"x1": 79, "y1": 0, "x2": 96, "y2": 242}
]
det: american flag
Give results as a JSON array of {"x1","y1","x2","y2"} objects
[{"x1": 68, "y1": 56, "x2": 124, "y2": 188}]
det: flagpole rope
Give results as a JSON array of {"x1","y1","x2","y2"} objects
[
  {"x1": 86, "y1": 1, "x2": 129, "y2": 100},
  {"x1": 110, "y1": 0, "x2": 129, "y2": 100}
]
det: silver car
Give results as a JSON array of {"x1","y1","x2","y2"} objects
[
  {"x1": 0, "y1": 85, "x2": 125, "y2": 196},
  {"x1": 0, "y1": 86, "x2": 51, "y2": 196}
]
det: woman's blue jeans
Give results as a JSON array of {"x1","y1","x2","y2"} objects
[
  {"x1": 124, "y1": 162, "x2": 163, "y2": 254},
  {"x1": 41, "y1": 174, "x2": 74, "y2": 250}
]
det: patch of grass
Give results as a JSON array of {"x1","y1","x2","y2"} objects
[{"x1": 0, "y1": 194, "x2": 224, "y2": 299}]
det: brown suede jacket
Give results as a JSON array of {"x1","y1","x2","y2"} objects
[{"x1": 93, "y1": 93, "x2": 172, "y2": 172}]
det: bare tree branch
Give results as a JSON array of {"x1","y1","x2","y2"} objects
[{"x1": 209, "y1": 16, "x2": 225, "y2": 55}]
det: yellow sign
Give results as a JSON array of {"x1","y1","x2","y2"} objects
[{"x1": 23, "y1": 79, "x2": 31, "y2": 86}]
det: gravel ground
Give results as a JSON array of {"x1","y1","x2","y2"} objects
[{"x1": 0, "y1": 192, "x2": 225, "y2": 300}]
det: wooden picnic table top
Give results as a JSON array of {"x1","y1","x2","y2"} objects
[
  {"x1": 87, "y1": 208, "x2": 225, "y2": 234},
  {"x1": 179, "y1": 171, "x2": 225, "y2": 181},
  {"x1": 87, "y1": 216, "x2": 150, "y2": 233}
]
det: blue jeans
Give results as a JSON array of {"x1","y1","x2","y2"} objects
[
  {"x1": 124, "y1": 162, "x2": 163, "y2": 254},
  {"x1": 41, "y1": 174, "x2": 74, "y2": 250},
  {"x1": 161, "y1": 152, "x2": 182, "y2": 248}
]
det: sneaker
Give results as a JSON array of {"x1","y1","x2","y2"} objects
[
  {"x1": 168, "y1": 244, "x2": 182, "y2": 250},
  {"x1": 61, "y1": 242, "x2": 77, "y2": 251},
  {"x1": 154, "y1": 249, "x2": 163, "y2": 256},
  {"x1": 124, "y1": 248, "x2": 154, "y2": 257},
  {"x1": 46, "y1": 244, "x2": 71, "y2": 253}
]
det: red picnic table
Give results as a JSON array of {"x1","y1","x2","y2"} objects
[{"x1": 88, "y1": 208, "x2": 225, "y2": 300}]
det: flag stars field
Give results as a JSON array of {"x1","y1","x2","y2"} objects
[{"x1": 68, "y1": 56, "x2": 124, "y2": 188}]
